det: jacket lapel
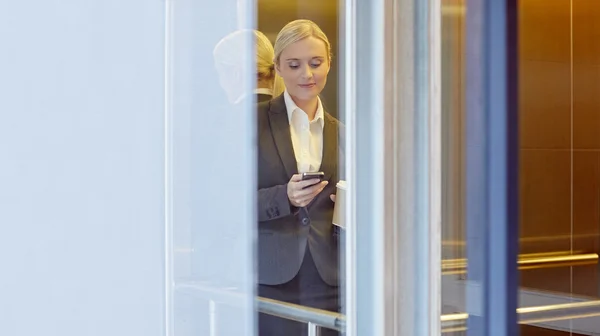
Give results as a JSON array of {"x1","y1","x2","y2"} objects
[
  {"x1": 320, "y1": 113, "x2": 338, "y2": 182},
  {"x1": 267, "y1": 95, "x2": 298, "y2": 177}
]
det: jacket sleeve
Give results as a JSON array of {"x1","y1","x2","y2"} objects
[{"x1": 257, "y1": 184, "x2": 299, "y2": 222}]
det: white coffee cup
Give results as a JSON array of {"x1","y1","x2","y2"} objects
[{"x1": 332, "y1": 180, "x2": 347, "y2": 228}]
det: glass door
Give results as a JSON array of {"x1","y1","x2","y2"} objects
[
  {"x1": 440, "y1": 0, "x2": 600, "y2": 335},
  {"x1": 167, "y1": 0, "x2": 256, "y2": 335}
]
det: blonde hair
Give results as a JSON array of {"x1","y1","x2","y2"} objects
[
  {"x1": 272, "y1": 20, "x2": 332, "y2": 97},
  {"x1": 213, "y1": 29, "x2": 278, "y2": 89},
  {"x1": 254, "y1": 30, "x2": 276, "y2": 82}
]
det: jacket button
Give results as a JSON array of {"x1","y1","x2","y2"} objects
[{"x1": 301, "y1": 217, "x2": 310, "y2": 226}]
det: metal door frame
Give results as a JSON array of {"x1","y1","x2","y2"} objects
[
  {"x1": 465, "y1": 0, "x2": 520, "y2": 335},
  {"x1": 341, "y1": 0, "x2": 442, "y2": 334}
]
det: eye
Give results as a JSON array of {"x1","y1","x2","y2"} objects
[
  {"x1": 310, "y1": 61, "x2": 322, "y2": 69},
  {"x1": 288, "y1": 62, "x2": 299, "y2": 69}
]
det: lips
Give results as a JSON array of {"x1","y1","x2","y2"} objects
[{"x1": 299, "y1": 83, "x2": 316, "y2": 89}]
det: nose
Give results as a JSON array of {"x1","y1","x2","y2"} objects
[{"x1": 301, "y1": 65, "x2": 313, "y2": 79}]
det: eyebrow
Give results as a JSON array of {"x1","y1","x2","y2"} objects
[{"x1": 285, "y1": 56, "x2": 325, "y2": 61}]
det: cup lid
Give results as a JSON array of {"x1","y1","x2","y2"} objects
[{"x1": 336, "y1": 180, "x2": 347, "y2": 190}]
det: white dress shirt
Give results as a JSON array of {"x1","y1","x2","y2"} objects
[{"x1": 284, "y1": 90, "x2": 324, "y2": 173}]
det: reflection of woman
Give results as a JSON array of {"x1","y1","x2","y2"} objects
[
  {"x1": 213, "y1": 29, "x2": 283, "y2": 104},
  {"x1": 254, "y1": 30, "x2": 284, "y2": 102},
  {"x1": 256, "y1": 20, "x2": 343, "y2": 336}
]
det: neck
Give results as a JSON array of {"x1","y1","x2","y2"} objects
[{"x1": 293, "y1": 97, "x2": 319, "y2": 121}]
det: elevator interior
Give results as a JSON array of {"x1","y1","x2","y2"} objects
[{"x1": 258, "y1": 0, "x2": 600, "y2": 334}]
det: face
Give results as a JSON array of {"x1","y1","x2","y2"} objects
[
  {"x1": 275, "y1": 36, "x2": 330, "y2": 102},
  {"x1": 214, "y1": 62, "x2": 242, "y2": 103}
]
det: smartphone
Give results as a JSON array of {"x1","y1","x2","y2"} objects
[
  {"x1": 301, "y1": 172, "x2": 325, "y2": 189},
  {"x1": 301, "y1": 172, "x2": 325, "y2": 181}
]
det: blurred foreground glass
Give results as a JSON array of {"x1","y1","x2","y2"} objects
[
  {"x1": 0, "y1": 1, "x2": 166, "y2": 336},
  {"x1": 167, "y1": 0, "x2": 256, "y2": 335}
]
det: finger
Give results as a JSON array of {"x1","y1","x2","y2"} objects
[
  {"x1": 296, "y1": 183, "x2": 329, "y2": 205},
  {"x1": 330, "y1": 194, "x2": 336, "y2": 202},
  {"x1": 289, "y1": 174, "x2": 303, "y2": 182},
  {"x1": 293, "y1": 181, "x2": 328, "y2": 198},
  {"x1": 292, "y1": 181, "x2": 324, "y2": 198},
  {"x1": 296, "y1": 178, "x2": 322, "y2": 189}
]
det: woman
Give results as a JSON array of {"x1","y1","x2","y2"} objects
[
  {"x1": 213, "y1": 29, "x2": 284, "y2": 104},
  {"x1": 254, "y1": 29, "x2": 285, "y2": 102},
  {"x1": 256, "y1": 19, "x2": 343, "y2": 336}
]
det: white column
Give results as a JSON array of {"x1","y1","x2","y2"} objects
[{"x1": 342, "y1": 0, "x2": 441, "y2": 334}]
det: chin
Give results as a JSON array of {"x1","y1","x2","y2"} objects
[{"x1": 291, "y1": 89, "x2": 319, "y2": 101}]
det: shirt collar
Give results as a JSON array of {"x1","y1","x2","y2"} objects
[
  {"x1": 283, "y1": 90, "x2": 325, "y2": 126},
  {"x1": 254, "y1": 88, "x2": 273, "y2": 96}
]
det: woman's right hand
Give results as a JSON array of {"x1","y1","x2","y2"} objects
[{"x1": 287, "y1": 174, "x2": 328, "y2": 208}]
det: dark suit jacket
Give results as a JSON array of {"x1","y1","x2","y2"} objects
[
  {"x1": 256, "y1": 93, "x2": 272, "y2": 103},
  {"x1": 256, "y1": 94, "x2": 345, "y2": 286}
]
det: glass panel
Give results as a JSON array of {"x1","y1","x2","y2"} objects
[
  {"x1": 254, "y1": 2, "x2": 347, "y2": 335},
  {"x1": 441, "y1": 0, "x2": 600, "y2": 334},
  {"x1": 441, "y1": 0, "x2": 467, "y2": 316},
  {"x1": 0, "y1": 1, "x2": 166, "y2": 335},
  {"x1": 168, "y1": 0, "x2": 256, "y2": 335},
  {"x1": 441, "y1": 3, "x2": 470, "y2": 334}
]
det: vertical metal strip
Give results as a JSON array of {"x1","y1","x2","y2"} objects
[
  {"x1": 307, "y1": 322, "x2": 320, "y2": 336},
  {"x1": 414, "y1": 9, "x2": 431, "y2": 330},
  {"x1": 353, "y1": 0, "x2": 386, "y2": 334},
  {"x1": 209, "y1": 300, "x2": 217, "y2": 336},
  {"x1": 415, "y1": 0, "x2": 442, "y2": 333},
  {"x1": 340, "y1": 0, "x2": 357, "y2": 333},
  {"x1": 428, "y1": 0, "x2": 442, "y2": 333},
  {"x1": 504, "y1": 0, "x2": 520, "y2": 332},
  {"x1": 465, "y1": 0, "x2": 487, "y2": 329},
  {"x1": 465, "y1": 0, "x2": 519, "y2": 334},
  {"x1": 350, "y1": 0, "x2": 442, "y2": 334},
  {"x1": 163, "y1": 0, "x2": 174, "y2": 334},
  {"x1": 396, "y1": 0, "x2": 417, "y2": 334}
]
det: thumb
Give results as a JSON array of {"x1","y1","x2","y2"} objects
[
  {"x1": 330, "y1": 194, "x2": 336, "y2": 202},
  {"x1": 290, "y1": 174, "x2": 303, "y2": 182}
]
